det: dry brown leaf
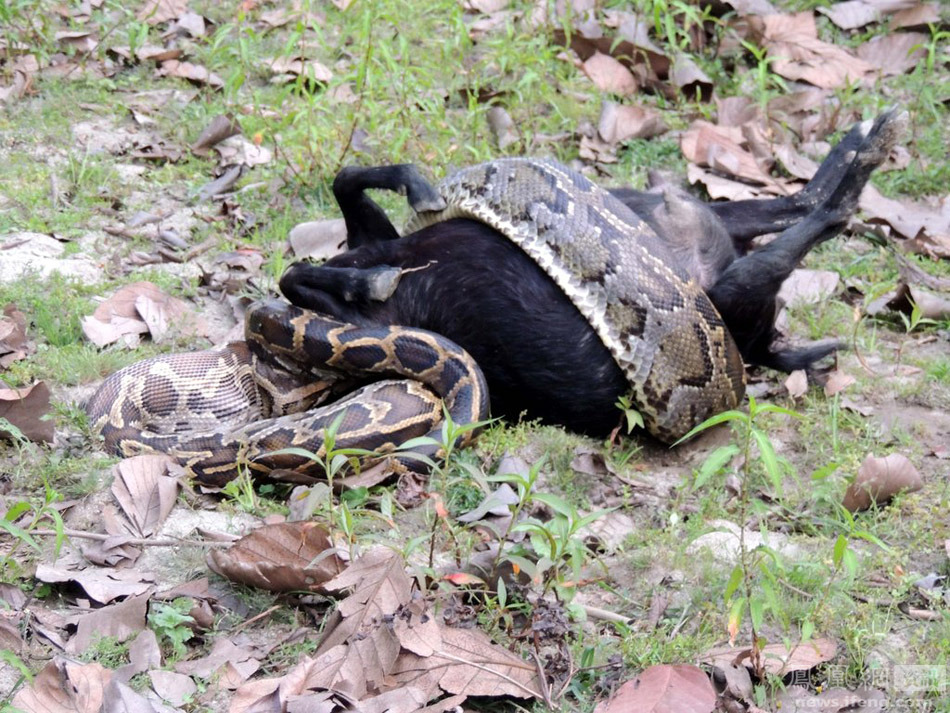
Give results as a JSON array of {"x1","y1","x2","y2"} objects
[
  {"x1": 702, "y1": 638, "x2": 837, "y2": 675},
  {"x1": 592, "y1": 664, "x2": 716, "y2": 713},
  {"x1": 35, "y1": 563, "x2": 155, "y2": 604},
  {"x1": 681, "y1": 121, "x2": 776, "y2": 186},
  {"x1": 785, "y1": 370, "x2": 808, "y2": 398},
  {"x1": 686, "y1": 164, "x2": 767, "y2": 201},
  {"x1": 391, "y1": 625, "x2": 542, "y2": 700},
  {"x1": 582, "y1": 52, "x2": 638, "y2": 95},
  {"x1": 843, "y1": 453, "x2": 923, "y2": 512},
  {"x1": 175, "y1": 637, "x2": 261, "y2": 684},
  {"x1": 0, "y1": 381, "x2": 54, "y2": 443},
  {"x1": 817, "y1": 1, "x2": 880, "y2": 29},
  {"x1": 774, "y1": 143, "x2": 820, "y2": 181},
  {"x1": 55, "y1": 30, "x2": 98, "y2": 53},
  {"x1": 856, "y1": 32, "x2": 928, "y2": 76},
  {"x1": 288, "y1": 218, "x2": 348, "y2": 260},
  {"x1": 716, "y1": 96, "x2": 759, "y2": 127},
  {"x1": 158, "y1": 60, "x2": 224, "y2": 89},
  {"x1": 84, "y1": 281, "x2": 210, "y2": 347},
  {"x1": 138, "y1": 0, "x2": 188, "y2": 24},
  {"x1": 264, "y1": 56, "x2": 333, "y2": 83},
  {"x1": 579, "y1": 134, "x2": 618, "y2": 164},
  {"x1": 670, "y1": 54, "x2": 712, "y2": 101},
  {"x1": 13, "y1": 658, "x2": 112, "y2": 713},
  {"x1": 207, "y1": 521, "x2": 345, "y2": 593},
  {"x1": 192, "y1": 113, "x2": 241, "y2": 156},
  {"x1": 68, "y1": 592, "x2": 149, "y2": 655},
  {"x1": 316, "y1": 547, "x2": 413, "y2": 651},
  {"x1": 859, "y1": 185, "x2": 950, "y2": 250},
  {"x1": 823, "y1": 370, "x2": 856, "y2": 397},
  {"x1": 597, "y1": 102, "x2": 668, "y2": 144},
  {"x1": 111, "y1": 455, "x2": 180, "y2": 538},
  {"x1": 150, "y1": 670, "x2": 197, "y2": 706},
  {"x1": 757, "y1": 12, "x2": 874, "y2": 89},
  {"x1": 889, "y1": 2, "x2": 940, "y2": 29},
  {"x1": 777, "y1": 269, "x2": 840, "y2": 307}
]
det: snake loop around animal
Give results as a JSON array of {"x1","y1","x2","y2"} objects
[
  {"x1": 408, "y1": 157, "x2": 746, "y2": 442},
  {"x1": 86, "y1": 299, "x2": 489, "y2": 486}
]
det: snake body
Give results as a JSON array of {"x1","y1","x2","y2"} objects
[
  {"x1": 89, "y1": 158, "x2": 747, "y2": 481},
  {"x1": 86, "y1": 300, "x2": 489, "y2": 486},
  {"x1": 409, "y1": 158, "x2": 745, "y2": 442}
]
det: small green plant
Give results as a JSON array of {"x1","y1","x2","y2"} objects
[
  {"x1": 220, "y1": 466, "x2": 259, "y2": 513},
  {"x1": 484, "y1": 458, "x2": 611, "y2": 604},
  {"x1": 1, "y1": 476, "x2": 66, "y2": 577},
  {"x1": 148, "y1": 598, "x2": 196, "y2": 661}
]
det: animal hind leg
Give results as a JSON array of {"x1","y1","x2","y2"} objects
[
  {"x1": 710, "y1": 109, "x2": 901, "y2": 244},
  {"x1": 708, "y1": 111, "x2": 904, "y2": 371},
  {"x1": 333, "y1": 165, "x2": 445, "y2": 248}
]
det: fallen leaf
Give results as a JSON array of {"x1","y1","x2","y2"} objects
[
  {"x1": 889, "y1": 2, "x2": 940, "y2": 30},
  {"x1": 264, "y1": 56, "x2": 333, "y2": 84},
  {"x1": 817, "y1": 1, "x2": 880, "y2": 30},
  {"x1": 111, "y1": 455, "x2": 180, "y2": 538},
  {"x1": 84, "y1": 281, "x2": 210, "y2": 347},
  {"x1": 0, "y1": 381, "x2": 53, "y2": 443},
  {"x1": 597, "y1": 102, "x2": 668, "y2": 144},
  {"x1": 13, "y1": 658, "x2": 112, "y2": 713},
  {"x1": 35, "y1": 563, "x2": 156, "y2": 604},
  {"x1": 150, "y1": 670, "x2": 197, "y2": 706},
  {"x1": 175, "y1": 637, "x2": 262, "y2": 685},
  {"x1": 777, "y1": 269, "x2": 840, "y2": 307},
  {"x1": 158, "y1": 60, "x2": 224, "y2": 89},
  {"x1": 860, "y1": 186, "x2": 950, "y2": 253},
  {"x1": 681, "y1": 121, "x2": 776, "y2": 186},
  {"x1": 192, "y1": 113, "x2": 241, "y2": 156},
  {"x1": 207, "y1": 521, "x2": 346, "y2": 592},
  {"x1": 593, "y1": 664, "x2": 716, "y2": 713},
  {"x1": 856, "y1": 32, "x2": 928, "y2": 76},
  {"x1": 843, "y1": 453, "x2": 923, "y2": 512},
  {"x1": 391, "y1": 625, "x2": 542, "y2": 700},
  {"x1": 288, "y1": 218, "x2": 348, "y2": 260},
  {"x1": 785, "y1": 370, "x2": 808, "y2": 398},
  {"x1": 823, "y1": 370, "x2": 856, "y2": 397},
  {"x1": 670, "y1": 54, "x2": 712, "y2": 101},
  {"x1": 316, "y1": 547, "x2": 412, "y2": 652},
  {"x1": 583, "y1": 52, "x2": 638, "y2": 95},
  {"x1": 68, "y1": 592, "x2": 149, "y2": 654},
  {"x1": 756, "y1": 12, "x2": 873, "y2": 89},
  {"x1": 702, "y1": 638, "x2": 837, "y2": 676},
  {"x1": 686, "y1": 164, "x2": 767, "y2": 201},
  {"x1": 138, "y1": 0, "x2": 188, "y2": 24}
]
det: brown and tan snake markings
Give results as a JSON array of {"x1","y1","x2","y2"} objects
[{"x1": 85, "y1": 300, "x2": 489, "y2": 486}]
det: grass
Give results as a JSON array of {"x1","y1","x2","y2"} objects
[{"x1": 1, "y1": 0, "x2": 949, "y2": 710}]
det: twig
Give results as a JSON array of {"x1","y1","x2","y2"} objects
[
  {"x1": 231, "y1": 605, "x2": 282, "y2": 634},
  {"x1": 27, "y1": 529, "x2": 228, "y2": 548},
  {"x1": 531, "y1": 650, "x2": 555, "y2": 710},
  {"x1": 576, "y1": 603, "x2": 630, "y2": 624}
]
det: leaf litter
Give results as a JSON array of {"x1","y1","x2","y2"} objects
[{"x1": 3, "y1": 0, "x2": 950, "y2": 710}]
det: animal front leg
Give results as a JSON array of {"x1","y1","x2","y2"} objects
[{"x1": 333, "y1": 164, "x2": 446, "y2": 248}]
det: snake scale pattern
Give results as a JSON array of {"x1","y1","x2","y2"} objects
[
  {"x1": 88, "y1": 158, "x2": 747, "y2": 481},
  {"x1": 410, "y1": 158, "x2": 746, "y2": 442},
  {"x1": 86, "y1": 300, "x2": 489, "y2": 486}
]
